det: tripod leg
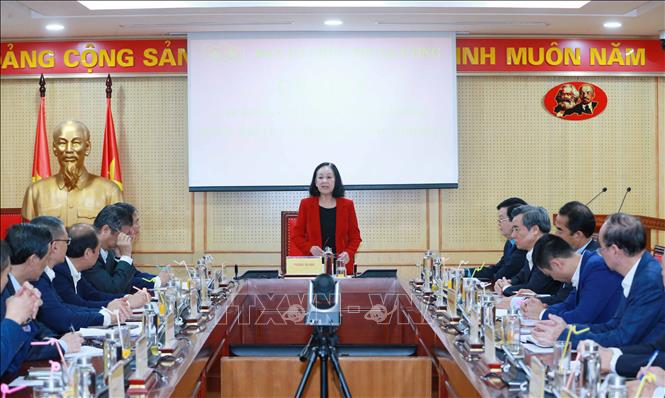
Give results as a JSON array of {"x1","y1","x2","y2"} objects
[
  {"x1": 329, "y1": 351, "x2": 352, "y2": 398},
  {"x1": 294, "y1": 348, "x2": 318, "y2": 398},
  {"x1": 320, "y1": 349, "x2": 328, "y2": 398}
]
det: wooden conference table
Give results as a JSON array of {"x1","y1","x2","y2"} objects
[
  {"x1": 8, "y1": 277, "x2": 546, "y2": 397},
  {"x1": 153, "y1": 277, "x2": 540, "y2": 397}
]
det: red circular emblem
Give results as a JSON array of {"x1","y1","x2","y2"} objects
[{"x1": 544, "y1": 82, "x2": 607, "y2": 120}]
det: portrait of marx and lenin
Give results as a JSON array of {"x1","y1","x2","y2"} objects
[{"x1": 545, "y1": 81, "x2": 607, "y2": 120}]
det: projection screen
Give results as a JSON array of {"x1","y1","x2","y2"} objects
[{"x1": 188, "y1": 32, "x2": 458, "y2": 191}]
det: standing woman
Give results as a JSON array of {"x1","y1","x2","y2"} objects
[{"x1": 293, "y1": 163, "x2": 362, "y2": 275}]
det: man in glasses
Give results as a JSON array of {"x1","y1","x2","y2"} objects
[
  {"x1": 30, "y1": 216, "x2": 128, "y2": 333},
  {"x1": 473, "y1": 197, "x2": 527, "y2": 282},
  {"x1": 532, "y1": 213, "x2": 665, "y2": 348},
  {"x1": 2, "y1": 223, "x2": 82, "y2": 376},
  {"x1": 494, "y1": 205, "x2": 561, "y2": 296}
]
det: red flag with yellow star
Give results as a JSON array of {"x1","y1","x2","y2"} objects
[
  {"x1": 101, "y1": 79, "x2": 123, "y2": 191},
  {"x1": 31, "y1": 74, "x2": 51, "y2": 183}
]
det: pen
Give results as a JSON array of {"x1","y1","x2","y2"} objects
[{"x1": 640, "y1": 350, "x2": 660, "y2": 380}]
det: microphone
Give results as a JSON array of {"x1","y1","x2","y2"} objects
[
  {"x1": 618, "y1": 187, "x2": 631, "y2": 213},
  {"x1": 586, "y1": 187, "x2": 608, "y2": 206},
  {"x1": 234, "y1": 264, "x2": 239, "y2": 279}
]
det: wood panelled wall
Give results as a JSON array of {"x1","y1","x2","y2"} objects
[{"x1": 1, "y1": 76, "x2": 663, "y2": 280}]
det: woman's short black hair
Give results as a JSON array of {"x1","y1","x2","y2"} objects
[{"x1": 309, "y1": 162, "x2": 345, "y2": 198}]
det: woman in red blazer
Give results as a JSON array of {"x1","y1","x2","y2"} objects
[{"x1": 293, "y1": 163, "x2": 362, "y2": 275}]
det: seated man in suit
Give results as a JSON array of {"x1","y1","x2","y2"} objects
[
  {"x1": 30, "y1": 216, "x2": 128, "y2": 333},
  {"x1": 53, "y1": 223, "x2": 150, "y2": 309},
  {"x1": 520, "y1": 234, "x2": 622, "y2": 324},
  {"x1": 523, "y1": 201, "x2": 601, "y2": 305},
  {"x1": 583, "y1": 260, "x2": 665, "y2": 379},
  {"x1": 493, "y1": 205, "x2": 561, "y2": 296},
  {"x1": 2, "y1": 224, "x2": 82, "y2": 376},
  {"x1": 114, "y1": 202, "x2": 169, "y2": 288},
  {"x1": 85, "y1": 204, "x2": 167, "y2": 293},
  {"x1": 0, "y1": 240, "x2": 43, "y2": 377},
  {"x1": 473, "y1": 197, "x2": 528, "y2": 282},
  {"x1": 532, "y1": 213, "x2": 665, "y2": 348}
]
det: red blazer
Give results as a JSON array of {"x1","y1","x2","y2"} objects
[{"x1": 292, "y1": 196, "x2": 362, "y2": 274}]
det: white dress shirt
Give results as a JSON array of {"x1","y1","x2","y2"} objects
[
  {"x1": 621, "y1": 258, "x2": 641, "y2": 298},
  {"x1": 65, "y1": 257, "x2": 82, "y2": 294},
  {"x1": 43, "y1": 267, "x2": 56, "y2": 282}
]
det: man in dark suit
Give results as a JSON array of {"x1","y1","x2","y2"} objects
[
  {"x1": 53, "y1": 223, "x2": 149, "y2": 309},
  {"x1": 30, "y1": 217, "x2": 128, "y2": 333},
  {"x1": 113, "y1": 202, "x2": 167, "y2": 288},
  {"x1": 85, "y1": 204, "x2": 167, "y2": 294},
  {"x1": 564, "y1": 84, "x2": 598, "y2": 115},
  {"x1": 1, "y1": 240, "x2": 41, "y2": 377},
  {"x1": 525, "y1": 201, "x2": 600, "y2": 305},
  {"x1": 521, "y1": 234, "x2": 622, "y2": 324},
  {"x1": 532, "y1": 213, "x2": 665, "y2": 348},
  {"x1": 494, "y1": 205, "x2": 561, "y2": 296},
  {"x1": 590, "y1": 261, "x2": 665, "y2": 378},
  {"x1": 1, "y1": 224, "x2": 82, "y2": 376},
  {"x1": 473, "y1": 197, "x2": 528, "y2": 282},
  {"x1": 84, "y1": 204, "x2": 143, "y2": 293}
]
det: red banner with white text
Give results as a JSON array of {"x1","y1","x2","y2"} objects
[{"x1": 1, "y1": 38, "x2": 663, "y2": 76}]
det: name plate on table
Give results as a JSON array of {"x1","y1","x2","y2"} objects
[
  {"x1": 165, "y1": 311, "x2": 175, "y2": 345},
  {"x1": 135, "y1": 336, "x2": 148, "y2": 375},
  {"x1": 529, "y1": 356, "x2": 546, "y2": 398},
  {"x1": 286, "y1": 256, "x2": 323, "y2": 276},
  {"x1": 109, "y1": 360, "x2": 125, "y2": 397}
]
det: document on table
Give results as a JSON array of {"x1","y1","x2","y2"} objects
[
  {"x1": 65, "y1": 345, "x2": 103, "y2": 359},
  {"x1": 9, "y1": 376, "x2": 43, "y2": 387},
  {"x1": 523, "y1": 343, "x2": 554, "y2": 354}
]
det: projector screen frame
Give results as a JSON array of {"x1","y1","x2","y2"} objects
[
  {"x1": 189, "y1": 183, "x2": 457, "y2": 192},
  {"x1": 187, "y1": 31, "x2": 459, "y2": 192}
]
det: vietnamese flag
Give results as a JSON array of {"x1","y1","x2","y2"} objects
[
  {"x1": 101, "y1": 81, "x2": 123, "y2": 191},
  {"x1": 31, "y1": 74, "x2": 51, "y2": 183}
]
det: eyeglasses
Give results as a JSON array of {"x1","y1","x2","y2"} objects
[
  {"x1": 497, "y1": 217, "x2": 510, "y2": 224},
  {"x1": 53, "y1": 238, "x2": 71, "y2": 246}
]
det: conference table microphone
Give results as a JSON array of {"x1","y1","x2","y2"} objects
[
  {"x1": 618, "y1": 187, "x2": 632, "y2": 213},
  {"x1": 586, "y1": 187, "x2": 607, "y2": 206}
]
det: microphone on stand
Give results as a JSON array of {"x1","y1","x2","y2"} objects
[
  {"x1": 617, "y1": 187, "x2": 631, "y2": 213},
  {"x1": 586, "y1": 187, "x2": 608, "y2": 206},
  {"x1": 234, "y1": 264, "x2": 239, "y2": 280}
]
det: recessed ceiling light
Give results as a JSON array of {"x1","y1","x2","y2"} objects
[
  {"x1": 45, "y1": 24, "x2": 65, "y2": 31},
  {"x1": 603, "y1": 21, "x2": 622, "y2": 29},
  {"x1": 324, "y1": 19, "x2": 343, "y2": 26}
]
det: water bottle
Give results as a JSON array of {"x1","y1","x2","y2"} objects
[
  {"x1": 580, "y1": 340, "x2": 601, "y2": 397},
  {"x1": 76, "y1": 356, "x2": 97, "y2": 398},
  {"x1": 323, "y1": 247, "x2": 334, "y2": 275}
]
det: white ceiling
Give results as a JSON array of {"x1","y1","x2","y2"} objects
[{"x1": 1, "y1": 1, "x2": 663, "y2": 40}]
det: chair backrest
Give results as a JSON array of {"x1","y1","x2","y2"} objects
[
  {"x1": 280, "y1": 211, "x2": 299, "y2": 274},
  {"x1": 654, "y1": 244, "x2": 664, "y2": 264},
  {"x1": 1, "y1": 208, "x2": 23, "y2": 240}
]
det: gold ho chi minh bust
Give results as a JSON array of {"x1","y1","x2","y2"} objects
[{"x1": 22, "y1": 120, "x2": 123, "y2": 226}]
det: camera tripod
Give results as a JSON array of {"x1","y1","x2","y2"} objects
[{"x1": 294, "y1": 326, "x2": 352, "y2": 398}]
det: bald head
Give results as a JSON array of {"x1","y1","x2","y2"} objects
[
  {"x1": 66, "y1": 223, "x2": 99, "y2": 259},
  {"x1": 53, "y1": 120, "x2": 90, "y2": 142}
]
